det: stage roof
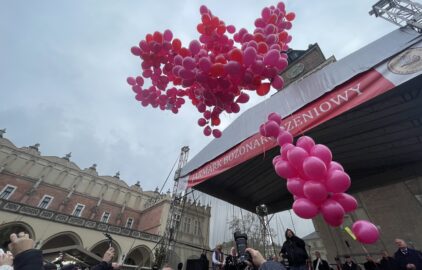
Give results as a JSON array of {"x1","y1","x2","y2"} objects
[{"x1": 180, "y1": 27, "x2": 422, "y2": 214}]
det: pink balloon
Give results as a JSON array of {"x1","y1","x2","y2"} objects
[
  {"x1": 183, "y1": 57, "x2": 196, "y2": 70},
  {"x1": 267, "y1": 112, "x2": 282, "y2": 125},
  {"x1": 243, "y1": 47, "x2": 257, "y2": 66},
  {"x1": 224, "y1": 61, "x2": 242, "y2": 75},
  {"x1": 227, "y1": 25, "x2": 236, "y2": 34},
  {"x1": 280, "y1": 143, "x2": 295, "y2": 160},
  {"x1": 198, "y1": 118, "x2": 207, "y2": 127},
  {"x1": 328, "y1": 161, "x2": 344, "y2": 173},
  {"x1": 272, "y1": 155, "x2": 282, "y2": 166},
  {"x1": 259, "y1": 124, "x2": 267, "y2": 137},
  {"x1": 287, "y1": 147, "x2": 309, "y2": 169},
  {"x1": 189, "y1": 40, "x2": 201, "y2": 55},
  {"x1": 303, "y1": 156, "x2": 327, "y2": 180},
  {"x1": 203, "y1": 126, "x2": 212, "y2": 136},
  {"x1": 236, "y1": 93, "x2": 250, "y2": 104},
  {"x1": 127, "y1": 77, "x2": 136, "y2": 85},
  {"x1": 263, "y1": 49, "x2": 280, "y2": 66},
  {"x1": 271, "y1": 75, "x2": 284, "y2": 90},
  {"x1": 326, "y1": 170, "x2": 351, "y2": 193},
  {"x1": 213, "y1": 129, "x2": 222, "y2": 138},
  {"x1": 231, "y1": 103, "x2": 240, "y2": 113},
  {"x1": 320, "y1": 199, "x2": 345, "y2": 227},
  {"x1": 287, "y1": 178, "x2": 305, "y2": 197},
  {"x1": 310, "y1": 144, "x2": 332, "y2": 166},
  {"x1": 198, "y1": 57, "x2": 212, "y2": 72},
  {"x1": 296, "y1": 136, "x2": 315, "y2": 153},
  {"x1": 264, "y1": 121, "x2": 280, "y2": 138},
  {"x1": 131, "y1": 46, "x2": 141, "y2": 56},
  {"x1": 303, "y1": 181, "x2": 328, "y2": 204},
  {"x1": 331, "y1": 193, "x2": 357, "y2": 213},
  {"x1": 274, "y1": 160, "x2": 297, "y2": 179},
  {"x1": 292, "y1": 198, "x2": 319, "y2": 219},
  {"x1": 352, "y1": 220, "x2": 379, "y2": 244},
  {"x1": 163, "y1": 29, "x2": 173, "y2": 41},
  {"x1": 277, "y1": 131, "x2": 293, "y2": 146}
]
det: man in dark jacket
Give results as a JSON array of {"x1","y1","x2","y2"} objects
[
  {"x1": 200, "y1": 250, "x2": 210, "y2": 270},
  {"x1": 363, "y1": 256, "x2": 378, "y2": 270},
  {"x1": 342, "y1": 255, "x2": 360, "y2": 270},
  {"x1": 394, "y1": 239, "x2": 422, "y2": 270},
  {"x1": 378, "y1": 251, "x2": 397, "y2": 270},
  {"x1": 280, "y1": 229, "x2": 308, "y2": 270},
  {"x1": 313, "y1": 251, "x2": 330, "y2": 270}
]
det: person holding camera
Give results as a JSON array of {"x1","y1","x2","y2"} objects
[
  {"x1": 246, "y1": 248, "x2": 286, "y2": 270},
  {"x1": 280, "y1": 229, "x2": 309, "y2": 270}
]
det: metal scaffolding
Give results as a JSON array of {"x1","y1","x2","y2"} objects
[{"x1": 369, "y1": 0, "x2": 422, "y2": 32}]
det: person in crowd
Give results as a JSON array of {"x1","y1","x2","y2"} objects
[
  {"x1": 342, "y1": 255, "x2": 360, "y2": 270},
  {"x1": 378, "y1": 251, "x2": 397, "y2": 270},
  {"x1": 91, "y1": 246, "x2": 121, "y2": 270},
  {"x1": 280, "y1": 229, "x2": 309, "y2": 270},
  {"x1": 0, "y1": 250, "x2": 13, "y2": 270},
  {"x1": 313, "y1": 251, "x2": 330, "y2": 270},
  {"x1": 363, "y1": 255, "x2": 378, "y2": 270},
  {"x1": 394, "y1": 239, "x2": 422, "y2": 270},
  {"x1": 200, "y1": 250, "x2": 209, "y2": 270},
  {"x1": 7, "y1": 232, "x2": 42, "y2": 270},
  {"x1": 178, "y1": 262, "x2": 184, "y2": 270},
  {"x1": 246, "y1": 247, "x2": 286, "y2": 270},
  {"x1": 224, "y1": 247, "x2": 238, "y2": 270},
  {"x1": 212, "y1": 244, "x2": 224, "y2": 270},
  {"x1": 334, "y1": 257, "x2": 342, "y2": 270}
]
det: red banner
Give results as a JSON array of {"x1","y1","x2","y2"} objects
[{"x1": 187, "y1": 68, "x2": 395, "y2": 187}]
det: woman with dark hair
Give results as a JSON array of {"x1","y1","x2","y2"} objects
[{"x1": 280, "y1": 229, "x2": 308, "y2": 270}]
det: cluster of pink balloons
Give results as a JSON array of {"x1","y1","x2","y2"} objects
[
  {"x1": 128, "y1": 2, "x2": 294, "y2": 138},
  {"x1": 260, "y1": 112, "x2": 380, "y2": 244}
]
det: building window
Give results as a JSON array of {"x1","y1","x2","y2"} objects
[
  {"x1": 0, "y1": 185, "x2": 16, "y2": 200},
  {"x1": 193, "y1": 220, "x2": 200, "y2": 235},
  {"x1": 72, "y1": 203, "x2": 85, "y2": 217},
  {"x1": 126, "y1": 217, "x2": 134, "y2": 229},
  {"x1": 100, "y1": 212, "x2": 110, "y2": 223},
  {"x1": 183, "y1": 217, "x2": 191, "y2": 233},
  {"x1": 38, "y1": 195, "x2": 53, "y2": 209}
]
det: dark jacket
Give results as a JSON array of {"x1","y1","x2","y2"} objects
[
  {"x1": 224, "y1": 255, "x2": 238, "y2": 270},
  {"x1": 313, "y1": 258, "x2": 330, "y2": 270},
  {"x1": 92, "y1": 261, "x2": 113, "y2": 270},
  {"x1": 342, "y1": 262, "x2": 360, "y2": 270},
  {"x1": 378, "y1": 257, "x2": 397, "y2": 270},
  {"x1": 201, "y1": 253, "x2": 210, "y2": 270},
  {"x1": 394, "y1": 248, "x2": 422, "y2": 270},
  {"x1": 13, "y1": 249, "x2": 43, "y2": 270},
  {"x1": 363, "y1": 261, "x2": 378, "y2": 270},
  {"x1": 281, "y1": 233, "x2": 308, "y2": 267}
]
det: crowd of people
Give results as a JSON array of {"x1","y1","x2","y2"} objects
[
  {"x1": 210, "y1": 229, "x2": 422, "y2": 270},
  {"x1": 0, "y1": 232, "x2": 120, "y2": 270},
  {"x1": 1, "y1": 229, "x2": 421, "y2": 270}
]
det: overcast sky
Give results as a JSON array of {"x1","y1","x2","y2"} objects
[{"x1": 0, "y1": 1, "x2": 397, "y2": 242}]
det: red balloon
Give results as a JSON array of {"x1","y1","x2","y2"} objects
[{"x1": 257, "y1": 83, "x2": 271, "y2": 96}]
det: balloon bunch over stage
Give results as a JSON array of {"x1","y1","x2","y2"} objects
[
  {"x1": 260, "y1": 113, "x2": 380, "y2": 245},
  {"x1": 128, "y1": 2, "x2": 294, "y2": 137}
]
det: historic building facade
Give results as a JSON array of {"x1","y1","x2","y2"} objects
[{"x1": 0, "y1": 129, "x2": 211, "y2": 269}]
